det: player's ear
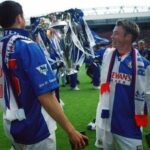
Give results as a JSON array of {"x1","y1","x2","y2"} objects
[
  {"x1": 15, "y1": 14, "x2": 25, "y2": 27},
  {"x1": 15, "y1": 14, "x2": 22, "y2": 24},
  {"x1": 125, "y1": 33, "x2": 132, "y2": 42}
]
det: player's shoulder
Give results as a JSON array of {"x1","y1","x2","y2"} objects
[
  {"x1": 20, "y1": 39, "x2": 34, "y2": 44},
  {"x1": 15, "y1": 36, "x2": 37, "y2": 49},
  {"x1": 105, "y1": 47, "x2": 115, "y2": 53},
  {"x1": 103, "y1": 47, "x2": 115, "y2": 57},
  {"x1": 15, "y1": 37, "x2": 41, "y2": 56}
]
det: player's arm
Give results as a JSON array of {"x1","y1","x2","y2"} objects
[{"x1": 38, "y1": 92, "x2": 88, "y2": 150}]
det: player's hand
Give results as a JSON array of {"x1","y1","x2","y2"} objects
[{"x1": 68, "y1": 130, "x2": 89, "y2": 150}]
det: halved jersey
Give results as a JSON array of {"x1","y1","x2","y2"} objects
[{"x1": 107, "y1": 51, "x2": 150, "y2": 139}]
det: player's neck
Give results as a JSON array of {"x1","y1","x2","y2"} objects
[{"x1": 117, "y1": 45, "x2": 132, "y2": 56}]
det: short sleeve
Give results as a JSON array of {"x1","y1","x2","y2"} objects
[{"x1": 16, "y1": 40, "x2": 58, "y2": 96}]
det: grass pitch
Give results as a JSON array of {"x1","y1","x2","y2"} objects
[{"x1": 0, "y1": 66, "x2": 149, "y2": 149}]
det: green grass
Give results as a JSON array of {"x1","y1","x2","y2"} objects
[
  {"x1": 56, "y1": 66, "x2": 99, "y2": 150},
  {"x1": 0, "y1": 65, "x2": 150, "y2": 149},
  {"x1": 0, "y1": 109, "x2": 11, "y2": 150}
]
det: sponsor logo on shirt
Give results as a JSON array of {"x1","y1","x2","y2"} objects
[
  {"x1": 36, "y1": 64, "x2": 48, "y2": 75},
  {"x1": 111, "y1": 72, "x2": 132, "y2": 85}
]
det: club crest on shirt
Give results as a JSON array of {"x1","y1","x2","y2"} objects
[
  {"x1": 36, "y1": 64, "x2": 48, "y2": 75},
  {"x1": 127, "y1": 61, "x2": 132, "y2": 68}
]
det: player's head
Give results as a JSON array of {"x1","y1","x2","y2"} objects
[
  {"x1": 0, "y1": 0, "x2": 25, "y2": 28},
  {"x1": 116, "y1": 19, "x2": 140, "y2": 43}
]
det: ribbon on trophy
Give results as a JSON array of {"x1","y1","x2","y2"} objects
[{"x1": 30, "y1": 9, "x2": 96, "y2": 75}]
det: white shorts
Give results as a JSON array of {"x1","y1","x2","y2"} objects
[
  {"x1": 3, "y1": 114, "x2": 56, "y2": 150},
  {"x1": 95, "y1": 131, "x2": 142, "y2": 150},
  {"x1": 10, "y1": 133, "x2": 56, "y2": 150}
]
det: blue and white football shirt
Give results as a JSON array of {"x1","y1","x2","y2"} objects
[{"x1": 1, "y1": 28, "x2": 58, "y2": 144}]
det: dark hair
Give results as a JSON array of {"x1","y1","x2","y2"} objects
[
  {"x1": 116, "y1": 19, "x2": 140, "y2": 43},
  {"x1": 0, "y1": 1, "x2": 23, "y2": 28}
]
